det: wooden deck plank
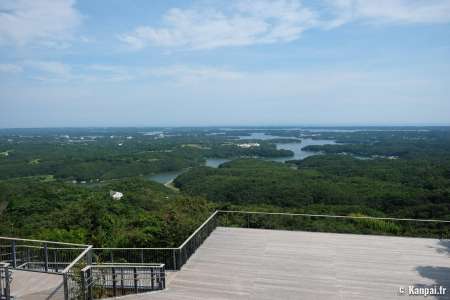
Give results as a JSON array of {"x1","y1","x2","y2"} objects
[
  {"x1": 127, "y1": 227, "x2": 450, "y2": 300},
  {"x1": 10, "y1": 269, "x2": 64, "y2": 299}
]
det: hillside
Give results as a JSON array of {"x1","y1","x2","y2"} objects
[
  {"x1": 0, "y1": 177, "x2": 213, "y2": 247},
  {"x1": 174, "y1": 157, "x2": 450, "y2": 220}
]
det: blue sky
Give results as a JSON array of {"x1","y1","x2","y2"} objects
[{"x1": 1, "y1": 0, "x2": 450, "y2": 127}]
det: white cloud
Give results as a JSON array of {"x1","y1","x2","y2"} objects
[
  {"x1": 119, "y1": 0, "x2": 450, "y2": 50},
  {"x1": 0, "y1": 0, "x2": 82, "y2": 47},
  {"x1": 25, "y1": 60, "x2": 72, "y2": 78},
  {"x1": 22, "y1": 61, "x2": 129, "y2": 82},
  {"x1": 0, "y1": 63, "x2": 23, "y2": 73},
  {"x1": 6, "y1": 61, "x2": 243, "y2": 84},
  {"x1": 147, "y1": 65, "x2": 244, "y2": 83},
  {"x1": 325, "y1": 0, "x2": 450, "y2": 28},
  {"x1": 118, "y1": 0, "x2": 317, "y2": 50},
  {"x1": 85, "y1": 64, "x2": 135, "y2": 82}
]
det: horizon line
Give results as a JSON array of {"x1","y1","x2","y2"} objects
[{"x1": 1, "y1": 123, "x2": 450, "y2": 130}]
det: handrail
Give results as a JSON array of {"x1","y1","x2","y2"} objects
[
  {"x1": 12, "y1": 246, "x2": 88, "y2": 250},
  {"x1": 218, "y1": 210, "x2": 450, "y2": 223},
  {"x1": 86, "y1": 209, "x2": 450, "y2": 273},
  {"x1": 4, "y1": 210, "x2": 449, "y2": 268},
  {"x1": 178, "y1": 210, "x2": 219, "y2": 249},
  {"x1": 4, "y1": 210, "x2": 449, "y2": 254},
  {"x1": 94, "y1": 210, "x2": 219, "y2": 252},
  {"x1": 62, "y1": 245, "x2": 93, "y2": 274},
  {"x1": 0, "y1": 236, "x2": 89, "y2": 247},
  {"x1": 3, "y1": 209, "x2": 449, "y2": 300},
  {"x1": 82, "y1": 263, "x2": 164, "y2": 270},
  {"x1": 92, "y1": 247, "x2": 177, "y2": 250}
]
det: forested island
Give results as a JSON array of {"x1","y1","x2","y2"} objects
[{"x1": 1, "y1": 127, "x2": 449, "y2": 245}]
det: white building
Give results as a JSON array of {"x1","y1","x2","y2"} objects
[
  {"x1": 110, "y1": 191, "x2": 124, "y2": 200},
  {"x1": 237, "y1": 143, "x2": 260, "y2": 148}
]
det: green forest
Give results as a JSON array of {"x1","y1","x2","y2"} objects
[{"x1": 1, "y1": 127, "x2": 450, "y2": 246}]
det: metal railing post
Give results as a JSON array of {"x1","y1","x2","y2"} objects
[
  {"x1": 5, "y1": 265, "x2": 11, "y2": 300},
  {"x1": 54, "y1": 249, "x2": 58, "y2": 273},
  {"x1": 0, "y1": 264, "x2": 11, "y2": 300},
  {"x1": 11, "y1": 241, "x2": 16, "y2": 268},
  {"x1": 161, "y1": 265, "x2": 166, "y2": 289},
  {"x1": 86, "y1": 248, "x2": 92, "y2": 265},
  {"x1": 80, "y1": 269, "x2": 86, "y2": 300},
  {"x1": 112, "y1": 267, "x2": 117, "y2": 297},
  {"x1": 87, "y1": 268, "x2": 92, "y2": 300},
  {"x1": 120, "y1": 268, "x2": 125, "y2": 291},
  {"x1": 26, "y1": 248, "x2": 31, "y2": 269},
  {"x1": 133, "y1": 267, "x2": 138, "y2": 293},
  {"x1": 44, "y1": 243, "x2": 49, "y2": 273},
  {"x1": 172, "y1": 249, "x2": 176, "y2": 270},
  {"x1": 150, "y1": 267, "x2": 154, "y2": 290},
  {"x1": 63, "y1": 273, "x2": 69, "y2": 300}
]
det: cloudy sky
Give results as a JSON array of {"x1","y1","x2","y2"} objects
[{"x1": 1, "y1": 0, "x2": 450, "y2": 127}]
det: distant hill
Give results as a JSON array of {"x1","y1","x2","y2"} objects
[{"x1": 174, "y1": 157, "x2": 450, "y2": 220}]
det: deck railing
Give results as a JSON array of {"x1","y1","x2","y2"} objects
[
  {"x1": 0, "y1": 263, "x2": 11, "y2": 300},
  {"x1": 0, "y1": 237, "x2": 89, "y2": 273},
  {"x1": 62, "y1": 245, "x2": 93, "y2": 300},
  {"x1": 218, "y1": 210, "x2": 450, "y2": 239},
  {"x1": 2, "y1": 210, "x2": 449, "y2": 299},
  {"x1": 80, "y1": 264, "x2": 165, "y2": 299},
  {"x1": 178, "y1": 210, "x2": 219, "y2": 267},
  {"x1": 91, "y1": 211, "x2": 220, "y2": 271},
  {"x1": 92, "y1": 248, "x2": 177, "y2": 270},
  {"x1": 91, "y1": 210, "x2": 450, "y2": 272}
]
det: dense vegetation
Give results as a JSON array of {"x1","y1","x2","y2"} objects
[
  {"x1": 175, "y1": 157, "x2": 450, "y2": 220},
  {"x1": 0, "y1": 128, "x2": 292, "y2": 181},
  {"x1": 173, "y1": 128, "x2": 450, "y2": 237},
  {"x1": 304, "y1": 128, "x2": 450, "y2": 159},
  {"x1": 1, "y1": 127, "x2": 450, "y2": 244},
  {"x1": 0, "y1": 177, "x2": 213, "y2": 247}
]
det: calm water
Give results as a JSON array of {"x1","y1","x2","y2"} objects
[
  {"x1": 271, "y1": 138, "x2": 337, "y2": 163},
  {"x1": 205, "y1": 158, "x2": 230, "y2": 168},
  {"x1": 237, "y1": 132, "x2": 300, "y2": 140},
  {"x1": 148, "y1": 135, "x2": 336, "y2": 184},
  {"x1": 147, "y1": 170, "x2": 185, "y2": 184}
]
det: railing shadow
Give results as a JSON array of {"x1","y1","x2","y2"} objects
[
  {"x1": 436, "y1": 240, "x2": 450, "y2": 256},
  {"x1": 415, "y1": 240, "x2": 450, "y2": 300}
]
